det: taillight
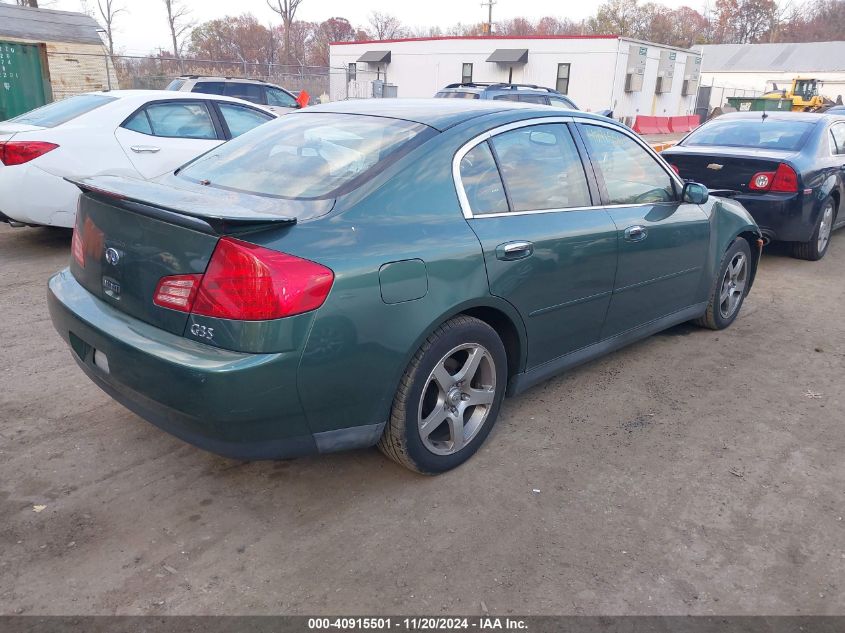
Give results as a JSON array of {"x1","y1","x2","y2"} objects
[
  {"x1": 153, "y1": 237, "x2": 334, "y2": 321},
  {"x1": 71, "y1": 225, "x2": 85, "y2": 268},
  {"x1": 668, "y1": 163, "x2": 680, "y2": 175},
  {"x1": 749, "y1": 163, "x2": 798, "y2": 193},
  {"x1": 153, "y1": 274, "x2": 202, "y2": 312},
  {"x1": 0, "y1": 141, "x2": 58, "y2": 166}
]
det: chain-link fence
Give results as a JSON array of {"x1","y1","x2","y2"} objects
[{"x1": 44, "y1": 50, "x2": 385, "y2": 103}]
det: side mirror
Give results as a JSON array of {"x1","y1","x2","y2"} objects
[{"x1": 682, "y1": 181, "x2": 709, "y2": 205}]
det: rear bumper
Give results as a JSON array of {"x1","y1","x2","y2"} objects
[
  {"x1": 48, "y1": 269, "x2": 382, "y2": 460},
  {"x1": 734, "y1": 192, "x2": 813, "y2": 243},
  {"x1": 0, "y1": 164, "x2": 79, "y2": 228}
]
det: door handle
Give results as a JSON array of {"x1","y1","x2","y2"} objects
[
  {"x1": 130, "y1": 145, "x2": 161, "y2": 153},
  {"x1": 496, "y1": 241, "x2": 534, "y2": 261},
  {"x1": 624, "y1": 225, "x2": 648, "y2": 242}
]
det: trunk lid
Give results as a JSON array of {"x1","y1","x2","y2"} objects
[
  {"x1": 663, "y1": 146, "x2": 798, "y2": 192},
  {"x1": 69, "y1": 175, "x2": 332, "y2": 335}
]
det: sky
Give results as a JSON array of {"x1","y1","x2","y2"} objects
[{"x1": 41, "y1": 0, "x2": 697, "y2": 55}]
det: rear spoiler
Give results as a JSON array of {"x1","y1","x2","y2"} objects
[{"x1": 66, "y1": 176, "x2": 298, "y2": 236}]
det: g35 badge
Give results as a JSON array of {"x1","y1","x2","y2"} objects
[{"x1": 190, "y1": 323, "x2": 214, "y2": 340}]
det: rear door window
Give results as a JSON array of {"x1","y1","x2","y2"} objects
[
  {"x1": 124, "y1": 101, "x2": 218, "y2": 140},
  {"x1": 192, "y1": 81, "x2": 226, "y2": 95},
  {"x1": 580, "y1": 124, "x2": 675, "y2": 204},
  {"x1": 459, "y1": 142, "x2": 509, "y2": 215},
  {"x1": 829, "y1": 123, "x2": 845, "y2": 154},
  {"x1": 218, "y1": 103, "x2": 274, "y2": 137},
  {"x1": 10, "y1": 94, "x2": 116, "y2": 128},
  {"x1": 490, "y1": 123, "x2": 591, "y2": 211},
  {"x1": 224, "y1": 83, "x2": 265, "y2": 104}
]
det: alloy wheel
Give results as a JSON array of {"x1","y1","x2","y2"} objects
[
  {"x1": 818, "y1": 202, "x2": 834, "y2": 254},
  {"x1": 417, "y1": 343, "x2": 496, "y2": 456},
  {"x1": 718, "y1": 252, "x2": 748, "y2": 319}
]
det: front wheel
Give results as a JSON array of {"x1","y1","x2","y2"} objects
[
  {"x1": 694, "y1": 238, "x2": 752, "y2": 330},
  {"x1": 378, "y1": 315, "x2": 508, "y2": 474},
  {"x1": 793, "y1": 197, "x2": 835, "y2": 261}
]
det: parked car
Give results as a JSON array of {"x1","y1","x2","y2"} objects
[
  {"x1": 435, "y1": 82, "x2": 579, "y2": 109},
  {"x1": 824, "y1": 105, "x2": 845, "y2": 114},
  {"x1": 49, "y1": 100, "x2": 761, "y2": 474},
  {"x1": 166, "y1": 76, "x2": 301, "y2": 115},
  {"x1": 0, "y1": 90, "x2": 276, "y2": 228},
  {"x1": 663, "y1": 111, "x2": 845, "y2": 260}
]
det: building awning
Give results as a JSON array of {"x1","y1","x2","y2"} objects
[
  {"x1": 357, "y1": 50, "x2": 391, "y2": 64},
  {"x1": 486, "y1": 49, "x2": 529, "y2": 64}
]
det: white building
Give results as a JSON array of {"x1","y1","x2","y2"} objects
[
  {"x1": 697, "y1": 41, "x2": 845, "y2": 111},
  {"x1": 329, "y1": 35, "x2": 703, "y2": 124}
]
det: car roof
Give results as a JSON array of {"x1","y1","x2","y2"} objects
[
  {"x1": 300, "y1": 98, "x2": 563, "y2": 131},
  {"x1": 86, "y1": 89, "x2": 277, "y2": 109}
]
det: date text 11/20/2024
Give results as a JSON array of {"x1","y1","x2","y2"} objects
[{"x1": 307, "y1": 618, "x2": 528, "y2": 630}]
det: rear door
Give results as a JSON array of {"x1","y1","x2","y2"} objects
[
  {"x1": 114, "y1": 99, "x2": 223, "y2": 179},
  {"x1": 459, "y1": 119, "x2": 618, "y2": 368},
  {"x1": 576, "y1": 121, "x2": 710, "y2": 338}
]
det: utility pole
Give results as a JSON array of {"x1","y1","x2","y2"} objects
[{"x1": 481, "y1": 0, "x2": 495, "y2": 35}]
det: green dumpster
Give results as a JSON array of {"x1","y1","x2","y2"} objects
[
  {"x1": 0, "y1": 40, "x2": 49, "y2": 121},
  {"x1": 727, "y1": 96, "x2": 792, "y2": 112}
]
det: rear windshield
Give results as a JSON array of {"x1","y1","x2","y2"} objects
[
  {"x1": 178, "y1": 113, "x2": 436, "y2": 199},
  {"x1": 684, "y1": 119, "x2": 815, "y2": 151},
  {"x1": 435, "y1": 91, "x2": 480, "y2": 99},
  {"x1": 10, "y1": 94, "x2": 117, "y2": 128}
]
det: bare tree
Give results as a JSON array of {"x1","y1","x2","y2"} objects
[
  {"x1": 97, "y1": 0, "x2": 125, "y2": 56},
  {"x1": 162, "y1": 0, "x2": 193, "y2": 60},
  {"x1": 266, "y1": 0, "x2": 305, "y2": 66},
  {"x1": 15, "y1": 0, "x2": 40, "y2": 6},
  {"x1": 368, "y1": 11, "x2": 406, "y2": 40}
]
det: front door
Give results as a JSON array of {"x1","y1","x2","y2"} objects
[
  {"x1": 576, "y1": 122, "x2": 711, "y2": 339},
  {"x1": 459, "y1": 121, "x2": 618, "y2": 368}
]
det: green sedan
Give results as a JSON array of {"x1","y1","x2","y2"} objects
[{"x1": 48, "y1": 100, "x2": 762, "y2": 474}]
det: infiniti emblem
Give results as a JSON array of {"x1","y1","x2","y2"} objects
[{"x1": 105, "y1": 247, "x2": 121, "y2": 266}]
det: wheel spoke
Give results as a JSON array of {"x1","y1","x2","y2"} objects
[
  {"x1": 431, "y1": 364, "x2": 454, "y2": 393},
  {"x1": 447, "y1": 412, "x2": 465, "y2": 450},
  {"x1": 465, "y1": 386, "x2": 495, "y2": 406},
  {"x1": 720, "y1": 282, "x2": 732, "y2": 303},
  {"x1": 454, "y1": 347, "x2": 485, "y2": 384},
  {"x1": 419, "y1": 406, "x2": 448, "y2": 439}
]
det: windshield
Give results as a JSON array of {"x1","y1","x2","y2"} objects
[
  {"x1": 9, "y1": 94, "x2": 117, "y2": 127},
  {"x1": 684, "y1": 119, "x2": 815, "y2": 151},
  {"x1": 179, "y1": 113, "x2": 435, "y2": 199}
]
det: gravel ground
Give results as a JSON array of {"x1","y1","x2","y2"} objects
[{"x1": 0, "y1": 222, "x2": 843, "y2": 616}]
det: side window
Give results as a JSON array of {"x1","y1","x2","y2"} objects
[
  {"x1": 224, "y1": 82, "x2": 265, "y2": 104},
  {"x1": 830, "y1": 124, "x2": 845, "y2": 154},
  {"x1": 549, "y1": 96, "x2": 575, "y2": 109},
  {"x1": 518, "y1": 94, "x2": 549, "y2": 105},
  {"x1": 459, "y1": 142, "x2": 509, "y2": 215},
  {"x1": 490, "y1": 123, "x2": 591, "y2": 211},
  {"x1": 266, "y1": 87, "x2": 298, "y2": 108},
  {"x1": 143, "y1": 102, "x2": 217, "y2": 140},
  {"x1": 492, "y1": 94, "x2": 520, "y2": 102},
  {"x1": 192, "y1": 81, "x2": 225, "y2": 95},
  {"x1": 580, "y1": 124, "x2": 675, "y2": 204},
  {"x1": 124, "y1": 109, "x2": 153, "y2": 135},
  {"x1": 218, "y1": 103, "x2": 274, "y2": 138}
]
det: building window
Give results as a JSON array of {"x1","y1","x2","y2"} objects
[
  {"x1": 348, "y1": 63, "x2": 357, "y2": 82},
  {"x1": 556, "y1": 63, "x2": 571, "y2": 94},
  {"x1": 462, "y1": 63, "x2": 473, "y2": 84}
]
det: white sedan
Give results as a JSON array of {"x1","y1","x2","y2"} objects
[{"x1": 0, "y1": 90, "x2": 277, "y2": 228}]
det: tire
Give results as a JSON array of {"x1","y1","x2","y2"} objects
[
  {"x1": 378, "y1": 315, "x2": 508, "y2": 474},
  {"x1": 792, "y1": 197, "x2": 836, "y2": 261},
  {"x1": 694, "y1": 237, "x2": 752, "y2": 330}
]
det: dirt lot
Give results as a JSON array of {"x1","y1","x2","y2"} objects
[{"x1": 1, "y1": 222, "x2": 843, "y2": 616}]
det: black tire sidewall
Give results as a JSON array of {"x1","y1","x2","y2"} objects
[
  {"x1": 402, "y1": 321, "x2": 508, "y2": 474},
  {"x1": 712, "y1": 238, "x2": 752, "y2": 329},
  {"x1": 812, "y1": 198, "x2": 835, "y2": 260}
]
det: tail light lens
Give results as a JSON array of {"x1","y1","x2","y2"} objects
[
  {"x1": 153, "y1": 237, "x2": 334, "y2": 321},
  {"x1": 71, "y1": 226, "x2": 85, "y2": 268},
  {"x1": 668, "y1": 163, "x2": 680, "y2": 175},
  {"x1": 153, "y1": 274, "x2": 202, "y2": 311},
  {"x1": 0, "y1": 141, "x2": 58, "y2": 166},
  {"x1": 749, "y1": 163, "x2": 798, "y2": 193}
]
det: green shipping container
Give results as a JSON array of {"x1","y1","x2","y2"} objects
[
  {"x1": 0, "y1": 40, "x2": 49, "y2": 121},
  {"x1": 727, "y1": 96, "x2": 793, "y2": 112}
]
